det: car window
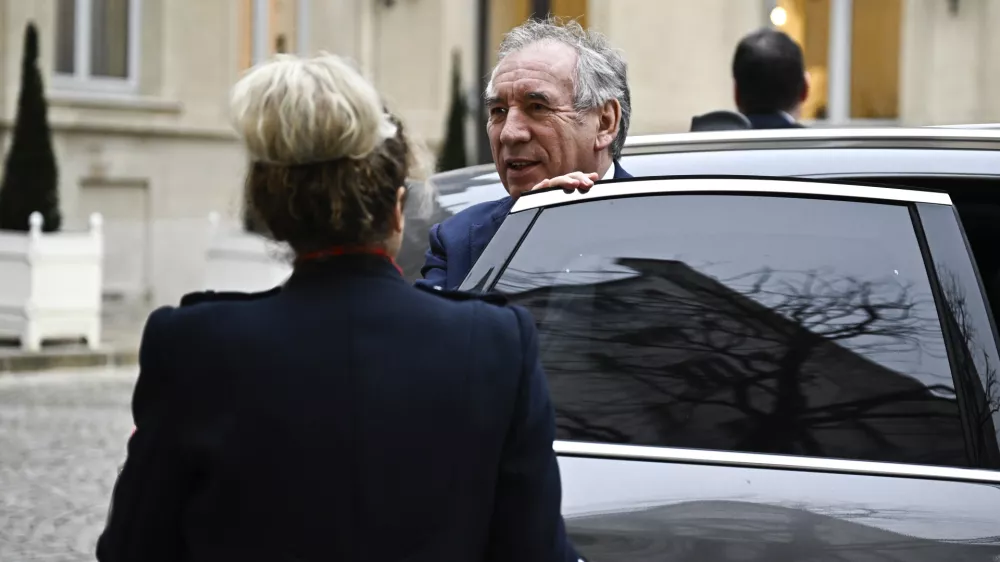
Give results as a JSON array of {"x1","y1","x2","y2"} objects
[{"x1": 494, "y1": 194, "x2": 970, "y2": 468}]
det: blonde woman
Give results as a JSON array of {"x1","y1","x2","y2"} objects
[{"x1": 96, "y1": 54, "x2": 578, "y2": 562}]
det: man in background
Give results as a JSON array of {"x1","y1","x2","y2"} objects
[{"x1": 732, "y1": 28, "x2": 809, "y2": 129}]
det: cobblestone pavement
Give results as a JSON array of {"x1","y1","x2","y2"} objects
[{"x1": 0, "y1": 367, "x2": 137, "y2": 561}]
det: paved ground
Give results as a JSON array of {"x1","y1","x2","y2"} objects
[{"x1": 0, "y1": 367, "x2": 137, "y2": 561}]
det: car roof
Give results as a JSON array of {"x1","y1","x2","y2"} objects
[
  {"x1": 510, "y1": 175, "x2": 952, "y2": 214},
  {"x1": 622, "y1": 146, "x2": 1000, "y2": 178},
  {"x1": 928, "y1": 123, "x2": 1000, "y2": 130},
  {"x1": 425, "y1": 128, "x2": 1000, "y2": 187},
  {"x1": 623, "y1": 127, "x2": 1000, "y2": 155}
]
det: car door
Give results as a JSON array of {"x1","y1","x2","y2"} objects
[{"x1": 462, "y1": 178, "x2": 1000, "y2": 562}]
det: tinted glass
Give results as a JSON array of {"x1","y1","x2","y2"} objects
[
  {"x1": 495, "y1": 194, "x2": 968, "y2": 467},
  {"x1": 463, "y1": 209, "x2": 537, "y2": 291},
  {"x1": 918, "y1": 203, "x2": 1000, "y2": 468}
]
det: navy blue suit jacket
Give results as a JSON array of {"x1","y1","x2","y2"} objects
[
  {"x1": 746, "y1": 112, "x2": 804, "y2": 130},
  {"x1": 96, "y1": 255, "x2": 577, "y2": 562},
  {"x1": 418, "y1": 162, "x2": 633, "y2": 290}
]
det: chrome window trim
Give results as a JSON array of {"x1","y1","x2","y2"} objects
[
  {"x1": 620, "y1": 129, "x2": 1000, "y2": 156},
  {"x1": 554, "y1": 441, "x2": 1000, "y2": 484},
  {"x1": 510, "y1": 177, "x2": 952, "y2": 213},
  {"x1": 624, "y1": 127, "x2": 1000, "y2": 149},
  {"x1": 424, "y1": 130, "x2": 1000, "y2": 185}
]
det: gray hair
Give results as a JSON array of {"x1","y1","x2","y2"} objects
[{"x1": 486, "y1": 17, "x2": 631, "y2": 160}]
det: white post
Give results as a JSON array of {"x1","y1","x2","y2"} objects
[
  {"x1": 28, "y1": 212, "x2": 43, "y2": 238},
  {"x1": 88, "y1": 212, "x2": 104, "y2": 349},
  {"x1": 22, "y1": 212, "x2": 44, "y2": 351},
  {"x1": 208, "y1": 211, "x2": 221, "y2": 234},
  {"x1": 89, "y1": 212, "x2": 104, "y2": 235},
  {"x1": 827, "y1": 0, "x2": 853, "y2": 125}
]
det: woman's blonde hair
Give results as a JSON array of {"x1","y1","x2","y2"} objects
[{"x1": 230, "y1": 53, "x2": 427, "y2": 253}]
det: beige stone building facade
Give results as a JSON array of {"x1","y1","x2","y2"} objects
[
  {"x1": 0, "y1": 0, "x2": 477, "y2": 308},
  {"x1": 587, "y1": 0, "x2": 1000, "y2": 131},
  {"x1": 0, "y1": 0, "x2": 993, "y2": 308}
]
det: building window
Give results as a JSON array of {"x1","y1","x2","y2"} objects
[
  {"x1": 240, "y1": 0, "x2": 308, "y2": 71},
  {"x1": 774, "y1": 0, "x2": 901, "y2": 123},
  {"x1": 54, "y1": 0, "x2": 141, "y2": 93}
]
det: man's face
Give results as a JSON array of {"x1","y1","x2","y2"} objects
[{"x1": 486, "y1": 42, "x2": 600, "y2": 198}]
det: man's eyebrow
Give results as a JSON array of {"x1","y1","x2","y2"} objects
[
  {"x1": 525, "y1": 91, "x2": 552, "y2": 104},
  {"x1": 484, "y1": 91, "x2": 552, "y2": 106}
]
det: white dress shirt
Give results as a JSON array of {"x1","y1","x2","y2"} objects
[{"x1": 601, "y1": 162, "x2": 616, "y2": 181}]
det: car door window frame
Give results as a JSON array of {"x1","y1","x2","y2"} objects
[
  {"x1": 915, "y1": 203, "x2": 1000, "y2": 469},
  {"x1": 461, "y1": 208, "x2": 539, "y2": 291},
  {"x1": 463, "y1": 181, "x2": 1000, "y2": 479}
]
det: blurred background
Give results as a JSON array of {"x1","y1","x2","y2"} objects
[{"x1": 0, "y1": 0, "x2": 996, "y2": 316}]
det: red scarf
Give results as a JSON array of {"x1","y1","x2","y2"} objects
[{"x1": 296, "y1": 245, "x2": 403, "y2": 276}]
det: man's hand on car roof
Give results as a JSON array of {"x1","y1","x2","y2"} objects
[{"x1": 530, "y1": 171, "x2": 599, "y2": 194}]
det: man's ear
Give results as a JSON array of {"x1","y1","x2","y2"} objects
[
  {"x1": 393, "y1": 186, "x2": 406, "y2": 232},
  {"x1": 595, "y1": 99, "x2": 621, "y2": 152},
  {"x1": 800, "y1": 71, "x2": 810, "y2": 103}
]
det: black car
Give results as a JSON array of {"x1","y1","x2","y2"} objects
[{"x1": 414, "y1": 128, "x2": 1000, "y2": 561}]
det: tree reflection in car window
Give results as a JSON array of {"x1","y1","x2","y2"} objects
[{"x1": 495, "y1": 195, "x2": 969, "y2": 468}]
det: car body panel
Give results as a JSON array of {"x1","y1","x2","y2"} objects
[{"x1": 558, "y1": 455, "x2": 1000, "y2": 561}]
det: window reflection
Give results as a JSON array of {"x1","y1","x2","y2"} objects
[
  {"x1": 496, "y1": 195, "x2": 967, "y2": 467},
  {"x1": 918, "y1": 203, "x2": 1000, "y2": 468}
]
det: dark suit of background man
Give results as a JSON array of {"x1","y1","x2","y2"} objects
[
  {"x1": 418, "y1": 18, "x2": 633, "y2": 290},
  {"x1": 732, "y1": 28, "x2": 809, "y2": 130}
]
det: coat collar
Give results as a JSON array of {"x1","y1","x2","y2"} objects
[{"x1": 284, "y1": 253, "x2": 404, "y2": 291}]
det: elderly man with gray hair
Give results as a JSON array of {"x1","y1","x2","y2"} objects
[{"x1": 418, "y1": 17, "x2": 632, "y2": 289}]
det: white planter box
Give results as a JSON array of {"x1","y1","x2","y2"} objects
[
  {"x1": 204, "y1": 213, "x2": 292, "y2": 293},
  {"x1": 0, "y1": 212, "x2": 104, "y2": 351}
]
